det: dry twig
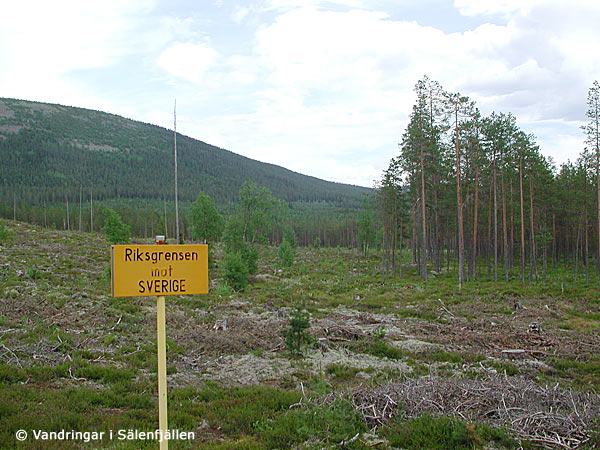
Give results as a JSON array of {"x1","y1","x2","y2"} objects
[{"x1": 325, "y1": 375, "x2": 600, "y2": 449}]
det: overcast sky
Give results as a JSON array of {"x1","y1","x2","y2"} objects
[{"x1": 1, "y1": 0, "x2": 598, "y2": 187}]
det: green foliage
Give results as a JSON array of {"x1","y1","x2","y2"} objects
[
  {"x1": 282, "y1": 304, "x2": 313, "y2": 354},
  {"x1": 100, "y1": 208, "x2": 130, "y2": 244},
  {"x1": 358, "y1": 196, "x2": 376, "y2": 255},
  {"x1": 200, "y1": 437, "x2": 265, "y2": 450},
  {"x1": 223, "y1": 251, "x2": 249, "y2": 291},
  {"x1": 0, "y1": 98, "x2": 370, "y2": 247},
  {"x1": 189, "y1": 191, "x2": 223, "y2": 242},
  {"x1": 0, "y1": 98, "x2": 369, "y2": 209},
  {"x1": 27, "y1": 266, "x2": 44, "y2": 280},
  {"x1": 213, "y1": 283, "x2": 233, "y2": 297},
  {"x1": 283, "y1": 225, "x2": 297, "y2": 248},
  {"x1": 223, "y1": 216, "x2": 245, "y2": 250},
  {"x1": 367, "y1": 327, "x2": 404, "y2": 360},
  {"x1": 278, "y1": 238, "x2": 295, "y2": 267},
  {"x1": 191, "y1": 384, "x2": 300, "y2": 435},
  {"x1": 224, "y1": 216, "x2": 258, "y2": 276},
  {"x1": 258, "y1": 396, "x2": 368, "y2": 449},
  {"x1": 245, "y1": 246, "x2": 259, "y2": 276},
  {"x1": 239, "y1": 180, "x2": 278, "y2": 244},
  {"x1": 0, "y1": 221, "x2": 9, "y2": 245},
  {"x1": 382, "y1": 415, "x2": 517, "y2": 450},
  {"x1": 326, "y1": 363, "x2": 362, "y2": 382},
  {"x1": 548, "y1": 357, "x2": 600, "y2": 389}
]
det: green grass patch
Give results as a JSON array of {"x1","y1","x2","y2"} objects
[
  {"x1": 256, "y1": 395, "x2": 368, "y2": 449},
  {"x1": 192, "y1": 384, "x2": 300, "y2": 435},
  {"x1": 325, "y1": 363, "x2": 362, "y2": 382},
  {"x1": 381, "y1": 414, "x2": 518, "y2": 450},
  {"x1": 548, "y1": 357, "x2": 600, "y2": 389}
]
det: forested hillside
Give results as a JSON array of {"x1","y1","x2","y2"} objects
[{"x1": 0, "y1": 98, "x2": 368, "y2": 207}]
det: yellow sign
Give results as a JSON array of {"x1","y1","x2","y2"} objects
[{"x1": 111, "y1": 244, "x2": 208, "y2": 297}]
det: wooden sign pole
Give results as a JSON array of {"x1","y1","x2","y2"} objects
[
  {"x1": 155, "y1": 236, "x2": 168, "y2": 450},
  {"x1": 157, "y1": 294, "x2": 168, "y2": 450}
]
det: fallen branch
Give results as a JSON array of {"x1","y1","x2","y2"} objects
[
  {"x1": 437, "y1": 298, "x2": 455, "y2": 318},
  {"x1": 0, "y1": 343, "x2": 23, "y2": 368},
  {"x1": 333, "y1": 375, "x2": 600, "y2": 448}
]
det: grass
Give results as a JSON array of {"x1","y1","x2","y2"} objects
[
  {"x1": 547, "y1": 357, "x2": 600, "y2": 389},
  {"x1": 380, "y1": 414, "x2": 519, "y2": 450}
]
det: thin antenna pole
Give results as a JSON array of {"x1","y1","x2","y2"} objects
[
  {"x1": 90, "y1": 190, "x2": 93, "y2": 232},
  {"x1": 164, "y1": 197, "x2": 168, "y2": 239},
  {"x1": 174, "y1": 99, "x2": 180, "y2": 243},
  {"x1": 66, "y1": 193, "x2": 70, "y2": 231},
  {"x1": 79, "y1": 184, "x2": 83, "y2": 232}
]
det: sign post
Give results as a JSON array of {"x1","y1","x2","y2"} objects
[
  {"x1": 155, "y1": 236, "x2": 168, "y2": 450},
  {"x1": 157, "y1": 292, "x2": 167, "y2": 449},
  {"x1": 110, "y1": 237, "x2": 208, "y2": 449}
]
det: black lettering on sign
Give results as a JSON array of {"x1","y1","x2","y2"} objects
[{"x1": 137, "y1": 279, "x2": 188, "y2": 294}]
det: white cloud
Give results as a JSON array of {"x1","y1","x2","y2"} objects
[
  {"x1": 454, "y1": 0, "x2": 539, "y2": 16},
  {"x1": 157, "y1": 42, "x2": 219, "y2": 84},
  {"x1": 1, "y1": 0, "x2": 598, "y2": 187},
  {"x1": 232, "y1": 6, "x2": 251, "y2": 23},
  {"x1": 222, "y1": 1, "x2": 599, "y2": 184},
  {"x1": 0, "y1": 0, "x2": 179, "y2": 110},
  {"x1": 456, "y1": 0, "x2": 600, "y2": 17},
  {"x1": 264, "y1": 0, "x2": 368, "y2": 11}
]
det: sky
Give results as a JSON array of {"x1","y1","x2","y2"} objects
[{"x1": 1, "y1": 0, "x2": 599, "y2": 188}]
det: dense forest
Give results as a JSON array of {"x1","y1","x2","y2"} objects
[
  {"x1": 0, "y1": 98, "x2": 369, "y2": 243},
  {"x1": 373, "y1": 77, "x2": 600, "y2": 286}
]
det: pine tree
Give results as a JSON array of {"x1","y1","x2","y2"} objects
[
  {"x1": 444, "y1": 92, "x2": 476, "y2": 290},
  {"x1": 582, "y1": 81, "x2": 600, "y2": 271},
  {"x1": 101, "y1": 208, "x2": 130, "y2": 244}
]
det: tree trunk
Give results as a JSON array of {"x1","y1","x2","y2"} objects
[
  {"x1": 552, "y1": 212, "x2": 557, "y2": 267},
  {"x1": 501, "y1": 160, "x2": 509, "y2": 282},
  {"x1": 493, "y1": 148, "x2": 498, "y2": 285},
  {"x1": 398, "y1": 215, "x2": 403, "y2": 278},
  {"x1": 597, "y1": 113, "x2": 600, "y2": 274},
  {"x1": 472, "y1": 164, "x2": 479, "y2": 281},
  {"x1": 574, "y1": 222, "x2": 581, "y2": 280},
  {"x1": 65, "y1": 194, "x2": 70, "y2": 231},
  {"x1": 509, "y1": 179, "x2": 515, "y2": 273},
  {"x1": 79, "y1": 184, "x2": 83, "y2": 232},
  {"x1": 584, "y1": 167, "x2": 589, "y2": 282},
  {"x1": 392, "y1": 193, "x2": 397, "y2": 275},
  {"x1": 487, "y1": 181, "x2": 492, "y2": 278},
  {"x1": 585, "y1": 213, "x2": 589, "y2": 283},
  {"x1": 455, "y1": 110, "x2": 465, "y2": 289},
  {"x1": 529, "y1": 176, "x2": 538, "y2": 282},
  {"x1": 446, "y1": 232, "x2": 451, "y2": 273},
  {"x1": 90, "y1": 190, "x2": 93, "y2": 232},
  {"x1": 420, "y1": 146, "x2": 428, "y2": 281},
  {"x1": 411, "y1": 192, "x2": 417, "y2": 264},
  {"x1": 520, "y1": 156, "x2": 526, "y2": 286},
  {"x1": 433, "y1": 178, "x2": 441, "y2": 272}
]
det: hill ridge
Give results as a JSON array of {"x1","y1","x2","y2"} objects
[{"x1": 0, "y1": 97, "x2": 369, "y2": 207}]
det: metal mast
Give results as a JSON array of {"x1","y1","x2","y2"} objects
[{"x1": 174, "y1": 99, "x2": 180, "y2": 243}]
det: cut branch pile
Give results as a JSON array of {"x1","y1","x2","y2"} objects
[{"x1": 328, "y1": 375, "x2": 600, "y2": 449}]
